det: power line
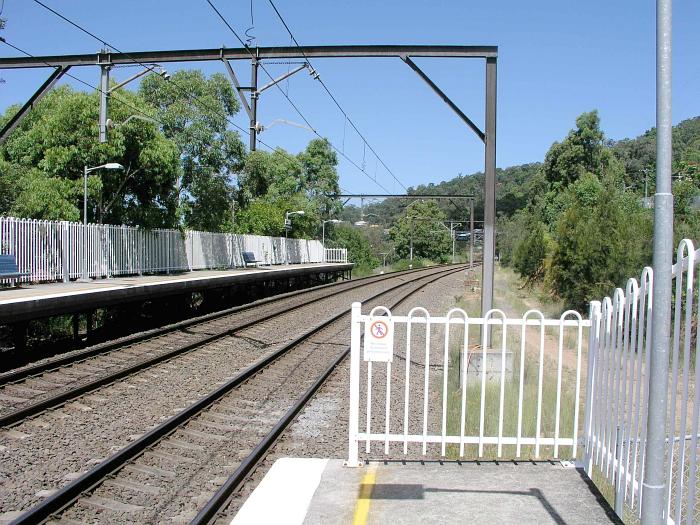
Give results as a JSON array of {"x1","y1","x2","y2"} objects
[
  {"x1": 31, "y1": 0, "x2": 380, "y2": 192},
  {"x1": 27, "y1": 0, "x2": 380, "y2": 194},
  {"x1": 204, "y1": 0, "x2": 392, "y2": 193},
  {"x1": 266, "y1": 0, "x2": 407, "y2": 191},
  {"x1": 1, "y1": 38, "x2": 166, "y2": 130},
  {"x1": 30, "y1": 0, "x2": 253, "y2": 140}
]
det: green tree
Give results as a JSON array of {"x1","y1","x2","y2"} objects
[
  {"x1": 548, "y1": 174, "x2": 652, "y2": 309},
  {"x1": 0, "y1": 84, "x2": 180, "y2": 227},
  {"x1": 235, "y1": 193, "x2": 319, "y2": 238},
  {"x1": 298, "y1": 138, "x2": 341, "y2": 218},
  {"x1": 139, "y1": 70, "x2": 245, "y2": 231},
  {"x1": 328, "y1": 224, "x2": 379, "y2": 269},
  {"x1": 511, "y1": 214, "x2": 549, "y2": 282},
  {"x1": 542, "y1": 111, "x2": 616, "y2": 190},
  {"x1": 389, "y1": 201, "x2": 451, "y2": 261}
]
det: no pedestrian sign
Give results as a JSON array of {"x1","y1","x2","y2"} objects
[{"x1": 364, "y1": 316, "x2": 394, "y2": 362}]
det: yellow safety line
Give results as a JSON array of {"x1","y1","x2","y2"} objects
[{"x1": 351, "y1": 465, "x2": 377, "y2": 525}]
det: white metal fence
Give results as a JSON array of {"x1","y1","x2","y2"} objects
[
  {"x1": 324, "y1": 248, "x2": 348, "y2": 263},
  {"x1": 0, "y1": 216, "x2": 345, "y2": 284},
  {"x1": 346, "y1": 238, "x2": 700, "y2": 524},
  {"x1": 583, "y1": 239, "x2": 700, "y2": 524},
  {"x1": 346, "y1": 303, "x2": 590, "y2": 465}
]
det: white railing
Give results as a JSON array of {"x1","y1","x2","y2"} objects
[
  {"x1": 346, "y1": 302, "x2": 589, "y2": 465},
  {"x1": 324, "y1": 247, "x2": 348, "y2": 263},
  {"x1": 0, "y1": 216, "x2": 330, "y2": 284},
  {"x1": 583, "y1": 239, "x2": 700, "y2": 524}
]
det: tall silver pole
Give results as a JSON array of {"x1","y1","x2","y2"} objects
[
  {"x1": 451, "y1": 221, "x2": 456, "y2": 264},
  {"x1": 641, "y1": 0, "x2": 673, "y2": 522},
  {"x1": 250, "y1": 56, "x2": 258, "y2": 151},
  {"x1": 322, "y1": 221, "x2": 326, "y2": 248},
  {"x1": 98, "y1": 65, "x2": 110, "y2": 143},
  {"x1": 409, "y1": 217, "x2": 413, "y2": 269},
  {"x1": 81, "y1": 165, "x2": 89, "y2": 281},
  {"x1": 482, "y1": 57, "x2": 497, "y2": 317},
  {"x1": 470, "y1": 199, "x2": 474, "y2": 270}
]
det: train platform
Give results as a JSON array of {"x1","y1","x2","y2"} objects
[
  {"x1": 0, "y1": 263, "x2": 352, "y2": 324},
  {"x1": 232, "y1": 458, "x2": 621, "y2": 525}
]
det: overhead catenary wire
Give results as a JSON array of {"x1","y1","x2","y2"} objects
[
  {"x1": 204, "y1": 0, "x2": 393, "y2": 193},
  {"x1": 30, "y1": 0, "x2": 390, "y2": 194},
  {"x1": 29, "y1": 0, "x2": 257, "y2": 141},
  {"x1": 0, "y1": 38, "x2": 167, "y2": 132},
  {"x1": 266, "y1": 0, "x2": 408, "y2": 191}
]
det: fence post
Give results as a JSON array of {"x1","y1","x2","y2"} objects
[
  {"x1": 61, "y1": 221, "x2": 70, "y2": 283},
  {"x1": 346, "y1": 301, "x2": 362, "y2": 467},
  {"x1": 138, "y1": 227, "x2": 143, "y2": 276},
  {"x1": 583, "y1": 301, "x2": 601, "y2": 472},
  {"x1": 614, "y1": 425, "x2": 625, "y2": 518},
  {"x1": 166, "y1": 233, "x2": 170, "y2": 275}
]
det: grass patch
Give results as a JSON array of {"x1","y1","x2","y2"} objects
[{"x1": 442, "y1": 337, "x2": 579, "y2": 460}]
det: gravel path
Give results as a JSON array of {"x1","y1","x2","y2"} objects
[
  {"x1": 218, "y1": 269, "x2": 469, "y2": 521},
  {"x1": 0, "y1": 266, "x2": 458, "y2": 522}
]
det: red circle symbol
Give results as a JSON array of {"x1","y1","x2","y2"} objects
[{"x1": 370, "y1": 320, "x2": 388, "y2": 339}]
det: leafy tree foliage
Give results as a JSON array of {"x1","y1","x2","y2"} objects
[
  {"x1": 512, "y1": 214, "x2": 550, "y2": 281},
  {"x1": 389, "y1": 201, "x2": 451, "y2": 261},
  {"x1": 139, "y1": 70, "x2": 245, "y2": 231},
  {"x1": 0, "y1": 85, "x2": 180, "y2": 227},
  {"x1": 548, "y1": 175, "x2": 652, "y2": 310},
  {"x1": 327, "y1": 223, "x2": 379, "y2": 269},
  {"x1": 236, "y1": 139, "x2": 340, "y2": 239}
]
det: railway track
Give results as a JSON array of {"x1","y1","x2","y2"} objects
[
  {"x1": 0, "y1": 265, "x2": 457, "y2": 427},
  {"x1": 8, "y1": 265, "x2": 464, "y2": 524}
]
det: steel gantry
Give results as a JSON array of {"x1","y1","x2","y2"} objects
[{"x1": 0, "y1": 44, "x2": 498, "y2": 314}]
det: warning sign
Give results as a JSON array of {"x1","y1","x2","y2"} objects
[{"x1": 364, "y1": 317, "x2": 394, "y2": 362}]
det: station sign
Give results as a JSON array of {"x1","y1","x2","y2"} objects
[{"x1": 363, "y1": 316, "x2": 394, "y2": 362}]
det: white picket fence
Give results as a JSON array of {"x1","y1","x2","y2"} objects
[
  {"x1": 346, "y1": 303, "x2": 589, "y2": 465},
  {"x1": 583, "y1": 239, "x2": 700, "y2": 524},
  {"x1": 324, "y1": 247, "x2": 347, "y2": 263},
  {"x1": 0, "y1": 216, "x2": 346, "y2": 283},
  {"x1": 346, "y1": 238, "x2": 700, "y2": 524}
]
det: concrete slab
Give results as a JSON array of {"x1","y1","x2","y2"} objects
[
  {"x1": 236, "y1": 458, "x2": 621, "y2": 525},
  {"x1": 0, "y1": 263, "x2": 352, "y2": 324}
]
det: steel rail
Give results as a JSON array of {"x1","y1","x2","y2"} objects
[
  {"x1": 0, "y1": 264, "x2": 440, "y2": 386},
  {"x1": 0, "y1": 265, "x2": 456, "y2": 427},
  {"x1": 10, "y1": 265, "x2": 464, "y2": 524},
  {"x1": 191, "y1": 266, "x2": 462, "y2": 524}
]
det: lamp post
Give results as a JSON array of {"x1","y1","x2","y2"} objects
[
  {"x1": 284, "y1": 210, "x2": 305, "y2": 265},
  {"x1": 79, "y1": 163, "x2": 124, "y2": 282}
]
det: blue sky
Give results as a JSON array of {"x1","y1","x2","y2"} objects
[{"x1": 1, "y1": 0, "x2": 698, "y2": 194}]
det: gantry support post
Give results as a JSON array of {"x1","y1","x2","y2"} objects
[
  {"x1": 481, "y1": 57, "x2": 497, "y2": 318},
  {"x1": 98, "y1": 65, "x2": 110, "y2": 143},
  {"x1": 249, "y1": 55, "x2": 259, "y2": 151}
]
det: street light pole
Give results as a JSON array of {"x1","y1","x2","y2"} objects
[
  {"x1": 79, "y1": 163, "x2": 124, "y2": 282},
  {"x1": 284, "y1": 210, "x2": 305, "y2": 265},
  {"x1": 82, "y1": 165, "x2": 88, "y2": 280}
]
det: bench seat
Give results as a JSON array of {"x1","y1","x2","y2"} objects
[
  {"x1": 242, "y1": 251, "x2": 263, "y2": 268},
  {"x1": 0, "y1": 254, "x2": 30, "y2": 286}
]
